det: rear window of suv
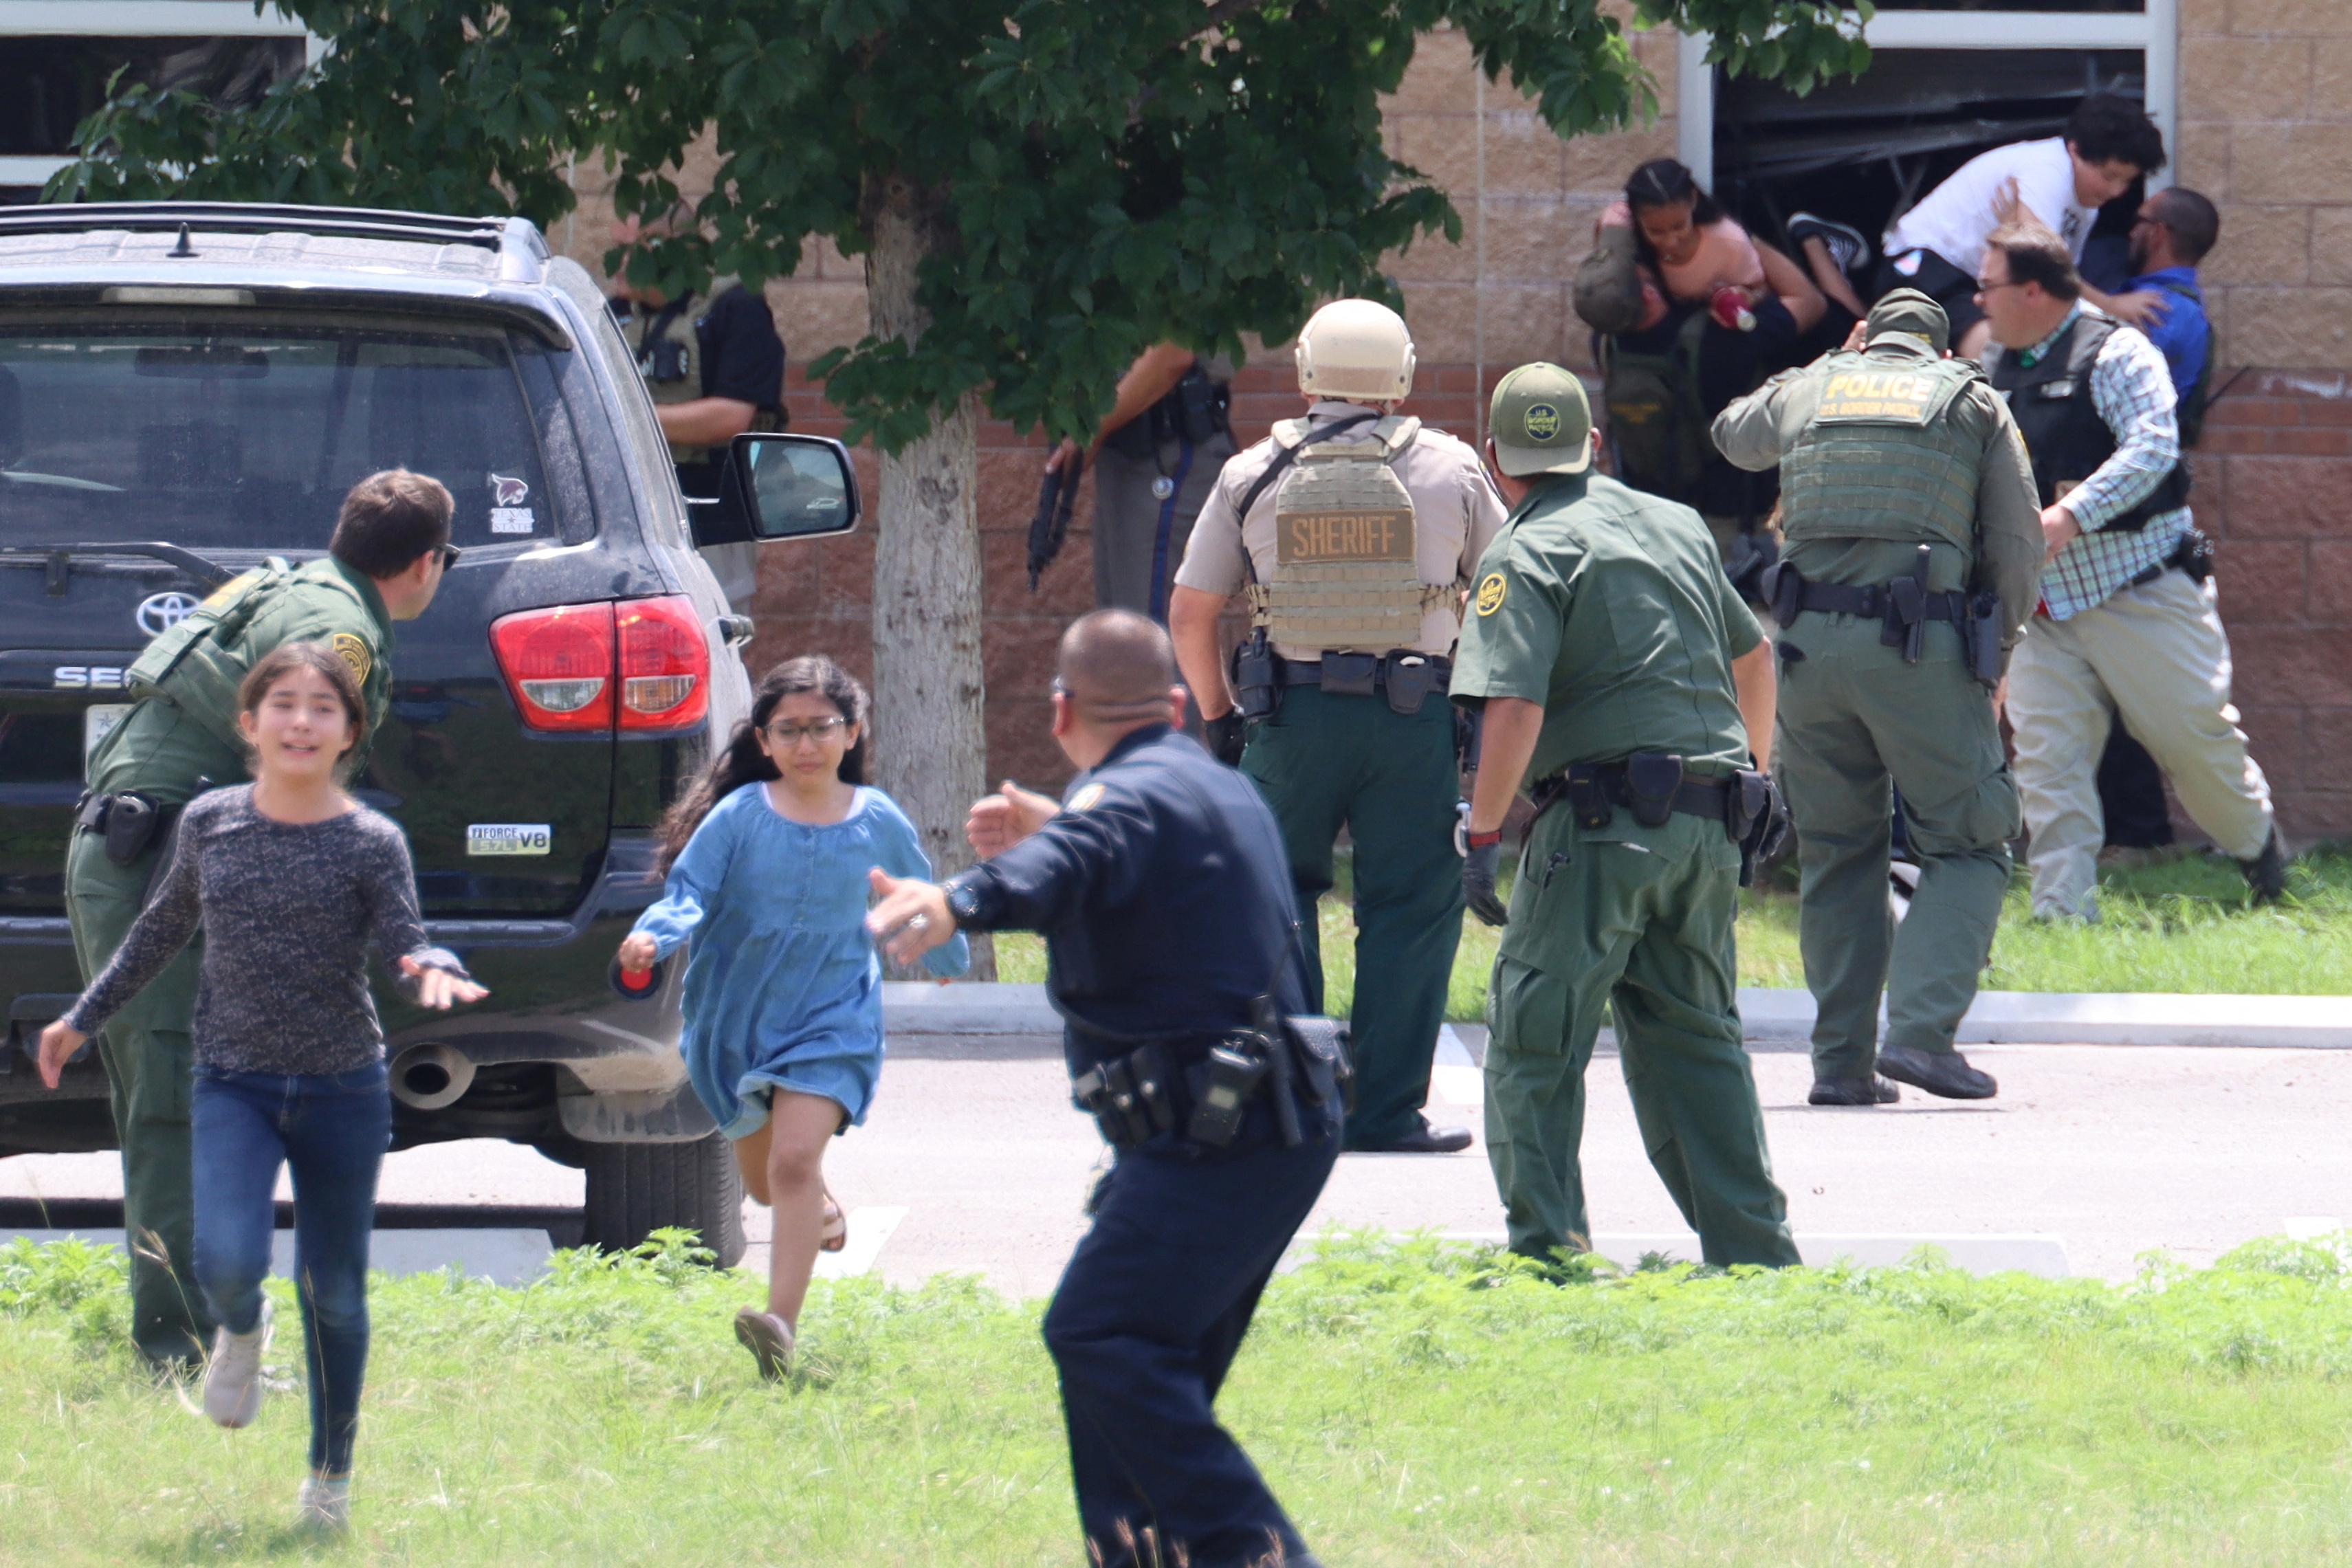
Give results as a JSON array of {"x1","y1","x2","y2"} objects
[{"x1": 0, "y1": 311, "x2": 577, "y2": 549}]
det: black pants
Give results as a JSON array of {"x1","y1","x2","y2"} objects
[
  {"x1": 2098, "y1": 726, "x2": 2176, "y2": 849},
  {"x1": 1041, "y1": 1097, "x2": 1339, "y2": 1568}
]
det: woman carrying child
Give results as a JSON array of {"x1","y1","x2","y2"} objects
[
  {"x1": 615, "y1": 655, "x2": 966, "y2": 1380},
  {"x1": 39, "y1": 641, "x2": 486, "y2": 1533}
]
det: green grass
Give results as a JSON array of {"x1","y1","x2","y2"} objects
[
  {"x1": 13, "y1": 1231, "x2": 2352, "y2": 1565},
  {"x1": 996, "y1": 845, "x2": 2352, "y2": 1017}
]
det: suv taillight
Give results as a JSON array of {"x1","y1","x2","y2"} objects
[
  {"x1": 489, "y1": 597, "x2": 710, "y2": 735},
  {"x1": 617, "y1": 596, "x2": 709, "y2": 730},
  {"x1": 490, "y1": 603, "x2": 615, "y2": 731}
]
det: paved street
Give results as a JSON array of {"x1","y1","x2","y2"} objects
[{"x1": 6, "y1": 1037, "x2": 2349, "y2": 1290}]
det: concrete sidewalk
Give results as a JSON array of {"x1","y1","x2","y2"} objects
[{"x1": 886, "y1": 981, "x2": 2352, "y2": 1050}]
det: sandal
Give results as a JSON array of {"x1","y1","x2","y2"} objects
[
  {"x1": 734, "y1": 1306, "x2": 793, "y2": 1381},
  {"x1": 820, "y1": 1190, "x2": 848, "y2": 1253}
]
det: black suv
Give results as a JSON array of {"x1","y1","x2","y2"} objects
[{"x1": 0, "y1": 202, "x2": 859, "y2": 1266}]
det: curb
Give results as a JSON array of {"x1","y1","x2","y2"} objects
[{"x1": 888, "y1": 982, "x2": 2352, "y2": 1049}]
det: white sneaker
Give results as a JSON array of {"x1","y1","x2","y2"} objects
[
  {"x1": 201, "y1": 1296, "x2": 273, "y2": 1428},
  {"x1": 294, "y1": 1475, "x2": 351, "y2": 1532}
]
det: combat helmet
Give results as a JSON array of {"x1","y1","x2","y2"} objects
[{"x1": 1295, "y1": 299, "x2": 1415, "y2": 402}]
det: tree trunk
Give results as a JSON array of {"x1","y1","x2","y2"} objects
[{"x1": 865, "y1": 172, "x2": 994, "y2": 979}]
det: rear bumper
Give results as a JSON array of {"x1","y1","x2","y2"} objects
[{"x1": 0, "y1": 833, "x2": 708, "y2": 1151}]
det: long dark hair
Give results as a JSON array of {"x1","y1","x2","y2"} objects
[
  {"x1": 655, "y1": 654, "x2": 870, "y2": 872},
  {"x1": 1624, "y1": 157, "x2": 1725, "y2": 272}
]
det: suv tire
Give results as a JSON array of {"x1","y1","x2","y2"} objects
[{"x1": 582, "y1": 1134, "x2": 746, "y2": 1268}]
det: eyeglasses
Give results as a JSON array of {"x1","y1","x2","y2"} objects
[
  {"x1": 437, "y1": 545, "x2": 462, "y2": 572},
  {"x1": 765, "y1": 716, "x2": 848, "y2": 746},
  {"x1": 1974, "y1": 280, "x2": 2026, "y2": 299},
  {"x1": 2131, "y1": 213, "x2": 2167, "y2": 230}
]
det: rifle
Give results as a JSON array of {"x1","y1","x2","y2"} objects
[{"x1": 1026, "y1": 452, "x2": 1084, "y2": 591}]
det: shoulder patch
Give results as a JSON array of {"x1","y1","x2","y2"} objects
[
  {"x1": 1068, "y1": 782, "x2": 1106, "y2": 813},
  {"x1": 331, "y1": 632, "x2": 372, "y2": 686},
  {"x1": 1474, "y1": 572, "x2": 1508, "y2": 617}
]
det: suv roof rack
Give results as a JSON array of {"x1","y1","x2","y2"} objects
[{"x1": 0, "y1": 201, "x2": 546, "y2": 267}]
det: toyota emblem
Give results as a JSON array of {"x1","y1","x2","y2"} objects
[{"x1": 136, "y1": 592, "x2": 201, "y2": 638}]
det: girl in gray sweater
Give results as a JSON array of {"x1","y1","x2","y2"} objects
[{"x1": 40, "y1": 641, "x2": 485, "y2": 1533}]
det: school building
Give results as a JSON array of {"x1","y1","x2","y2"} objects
[{"x1": 8, "y1": 2, "x2": 2352, "y2": 835}]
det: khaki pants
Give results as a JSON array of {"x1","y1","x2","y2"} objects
[{"x1": 2008, "y1": 568, "x2": 2274, "y2": 918}]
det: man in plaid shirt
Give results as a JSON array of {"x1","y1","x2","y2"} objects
[{"x1": 1978, "y1": 221, "x2": 2287, "y2": 919}]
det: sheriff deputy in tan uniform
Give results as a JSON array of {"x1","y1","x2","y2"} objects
[
  {"x1": 1169, "y1": 298, "x2": 1506, "y2": 1156},
  {"x1": 610, "y1": 208, "x2": 787, "y2": 608}
]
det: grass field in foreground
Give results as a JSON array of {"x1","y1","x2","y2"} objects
[
  {"x1": 996, "y1": 843, "x2": 2352, "y2": 1017},
  {"x1": 10, "y1": 1231, "x2": 2352, "y2": 1566}
]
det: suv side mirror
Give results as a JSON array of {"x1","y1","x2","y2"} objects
[{"x1": 725, "y1": 433, "x2": 860, "y2": 542}]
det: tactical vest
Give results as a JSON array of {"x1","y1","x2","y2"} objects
[
  {"x1": 1990, "y1": 311, "x2": 2190, "y2": 529},
  {"x1": 1599, "y1": 310, "x2": 1711, "y2": 509},
  {"x1": 622, "y1": 278, "x2": 780, "y2": 465},
  {"x1": 1777, "y1": 351, "x2": 1985, "y2": 557},
  {"x1": 1253, "y1": 415, "x2": 1432, "y2": 654}
]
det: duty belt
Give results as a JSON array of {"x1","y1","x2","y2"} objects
[
  {"x1": 1276, "y1": 652, "x2": 1451, "y2": 687},
  {"x1": 2127, "y1": 528, "x2": 2215, "y2": 590},
  {"x1": 1530, "y1": 760, "x2": 1732, "y2": 832},
  {"x1": 1761, "y1": 546, "x2": 2001, "y2": 683}
]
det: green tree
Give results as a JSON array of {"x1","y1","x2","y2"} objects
[{"x1": 57, "y1": 0, "x2": 1866, "y2": 958}]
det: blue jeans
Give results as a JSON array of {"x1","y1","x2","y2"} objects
[
  {"x1": 190, "y1": 1063, "x2": 390, "y2": 1477},
  {"x1": 1041, "y1": 1096, "x2": 1340, "y2": 1568}
]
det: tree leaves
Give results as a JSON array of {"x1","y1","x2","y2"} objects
[{"x1": 49, "y1": 0, "x2": 1863, "y2": 452}]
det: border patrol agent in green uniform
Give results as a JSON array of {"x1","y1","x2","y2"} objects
[
  {"x1": 66, "y1": 470, "x2": 457, "y2": 1363},
  {"x1": 1453, "y1": 364, "x2": 1799, "y2": 1268},
  {"x1": 1711, "y1": 291, "x2": 2043, "y2": 1106},
  {"x1": 1172, "y1": 300, "x2": 1506, "y2": 1155}
]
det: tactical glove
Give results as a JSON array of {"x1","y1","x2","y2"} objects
[
  {"x1": 1462, "y1": 839, "x2": 1508, "y2": 927},
  {"x1": 1204, "y1": 711, "x2": 1247, "y2": 766}
]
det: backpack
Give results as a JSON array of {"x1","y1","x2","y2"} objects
[
  {"x1": 1598, "y1": 310, "x2": 1713, "y2": 508},
  {"x1": 2149, "y1": 277, "x2": 2212, "y2": 449}
]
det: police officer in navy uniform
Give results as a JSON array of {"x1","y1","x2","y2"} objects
[{"x1": 869, "y1": 610, "x2": 1338, "y2": 1568}]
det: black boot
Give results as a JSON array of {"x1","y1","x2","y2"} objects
[
  {"x1": 2240, "y1": 828, "x2": 2289, "y2": 905},
  {"x1": 1875, "y1": 1044, "x2": 1997, "y2": 1100},
  {"x1": 1351, "y1": 1114, "x2": 1473, "y2": 1153},
  {"x1": 1809, "y1": 1075, "x2": 1899, "y2": 1106}
]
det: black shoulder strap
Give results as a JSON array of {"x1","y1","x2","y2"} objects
[{"x1": 1229, "y1": 412, "x2": 1382, "y2": 588}]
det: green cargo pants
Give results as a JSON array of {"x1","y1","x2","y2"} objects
[
  {"x1": 1774, "y1": 615, "x2": 2020, "y2": 1083},
  {"x1": 1242, "y1": 683, "x2": 1463, "y2": 1149},
  {"x1": 64, "y1": 828, "x2": 212, "y2": 1365},
  {"x1": 1483, "y1": 806, "x2": 1797, "y2": 1268}
]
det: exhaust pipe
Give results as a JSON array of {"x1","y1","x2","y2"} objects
[{"x1": 390, "y1": 1043, "x2": 476, "y2": 1111}]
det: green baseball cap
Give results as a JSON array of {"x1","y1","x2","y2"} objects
[
  {"x1": 1866, "y1": 287, "x2": 1951, "y2": 353},
  {"x1": 1488, "y1": 362, "x2": 1594, "y2": 478}
]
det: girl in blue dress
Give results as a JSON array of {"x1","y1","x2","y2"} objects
[{"x1": 615, "y1": 655, "x2": 965, "y2": 1378}]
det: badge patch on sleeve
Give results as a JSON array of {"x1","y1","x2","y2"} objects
[
  {"x1": 1068, "y1": 783, "x2": 1106, "y2": 813},
  {"x1": 1474, "y1": 572, "x2": 1508, "y2": 616},
  {"x1": 331, "y1": 632, "x2": 372, "y2": 685}
]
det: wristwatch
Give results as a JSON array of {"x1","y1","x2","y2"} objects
[{"x1": 943, "y1": 871, "x2": 995, "y2": 928}]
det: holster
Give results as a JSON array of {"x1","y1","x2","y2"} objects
[
  {"x1": 1880, "y1": 545, "x2": 1931, "y2": 663},
  {"x1": 1728, "y1": 768, "x2": 1789, "y2": 888},
  {"x1": 2173, "y1": 528, "x2": 2215, "y2": 585},
  {"x1": 1557, "y1": 771, "x2": 1612, "y2": 830},
  {"x1": 1762, "y1": 558, "x2": 1803, "y2": 628},
  {"x1": 1454, "y1": 704, "x2": 1484, "y2": 774},
  {"x1": 1964, "y1": 593, "x2": 2003, "y2": 689},
  {"x1": 1232, "y1": 633, "x2": 1283, "y2": 722},
  {"x1": 1383, "y1": 653, "x2": 1440, "y2": 716},
  {"x1": 78, "y1": 791, "x2": 171, "y2": 867},
  {"x1": 1070, "y1": 1044, "x2": 1178, "y2": 1151},
  {"x1": 1318, "y1": 651, "x2": 1380, "y2": 698},
  {"x1": 1621, "y1": 752, "x2": 1685, "y2": 828}
]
